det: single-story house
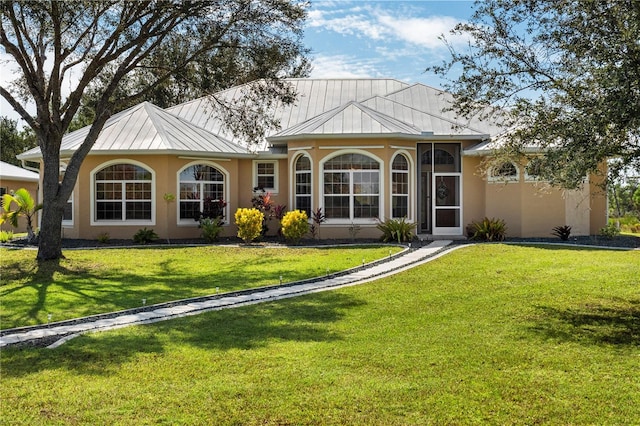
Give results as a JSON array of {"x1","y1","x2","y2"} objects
[
  {"x1": 0, "y1": 160, "x2": 40, "y2": 233},
  {"x1": 17, "y1": 78, "x2": 607, "y2": 240}
]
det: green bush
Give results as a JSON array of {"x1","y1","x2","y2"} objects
[
  {"x1": 200, "y1": 217, "x2": 224, "y2": 242},
  {"x1": 96, "y1": 232, "x2": 110, "y2": 244},
  {"x1": 280, "y1": 210, "x2": 309, "y2": 243},
  {"x1": 0, "y1": 230, "x2": 14, "y2": 243},
  {"x1": 551, "y1": 225, "x2": 572, "y2": 241},
  {"x1": 235, "y1": 208, "x2": 264, "y2": 243},
  {"x1": 468, "y1": 217, "x2": 507, "y2": 241},
  {"x1": 376, "y1": 217, "x2": 416, "y2": 243},
  {"x1": 599, "y1": 223, "x2": 620, "y2": 239},
  {"x1": 133, "y1": 227, "x2": 158, "y2": 244}
]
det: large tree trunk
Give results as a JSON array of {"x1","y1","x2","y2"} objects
[{"x1": 37, "y1": 203, "x2": 65, "y2": 261}]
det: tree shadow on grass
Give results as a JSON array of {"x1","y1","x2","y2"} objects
[
  {"x1": 529, "y1": 298, "x2": 640, "y2": 346},
  {"x1": 0, "y1": 292, "x2": 365, "y2": 378}
]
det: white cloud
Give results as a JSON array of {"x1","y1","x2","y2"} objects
[{"x1": 309, "y1": 54, "x2": 385, "y2": 79}]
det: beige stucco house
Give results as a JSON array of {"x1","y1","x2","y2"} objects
[
  {"x1": 17, "y1": 78, "x2": 607, "y2": 241},
  {"x1": 0, "y1": 160, "x2": 40, "y2": 234}
]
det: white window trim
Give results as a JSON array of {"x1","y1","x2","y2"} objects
[
  {"x1": 176, "y1": 161, "x2": 230, "y2": 226},
  {"x1": 253, "y1": 160, "x2": 279, "y2": 194},
  {"x1": 90, "y1": 159, "x2": 156, "y2": 226},
  {"x1": 290, "y1": 152, "x2": 313, "y2": 215},
  {"x1": 319, "y1": 150, "x2": 385, "y2": 225},
  {"x1": 62, "y1": 191, "x2": 74, "y2": 227},
  {"x1": 488, "y1": 161, "x2": 520, "y2": 183},
  {"x1": 390, "y1": 151, "x2": 415, "y2": 221}
]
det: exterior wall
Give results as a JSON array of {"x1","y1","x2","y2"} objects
[
  {"x1": 461, "y1": 154, "x2": 485, "y2": 235},
  {"x1": 0, "y1": 178, "x2": 39, "y2": 234}
]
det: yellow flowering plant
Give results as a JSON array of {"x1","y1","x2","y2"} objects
[
  {"x1": 280, "y1": 210, "x2": 309, "y2": 244},
  {"x1": 234, "y1": 208, "x2": 264, "y2": 243}
]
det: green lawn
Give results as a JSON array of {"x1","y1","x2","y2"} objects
[
  {"x1": 1, "y1": 244, "x2": 639, "y2": 424},
  {"x1": 0, "y1": 245, "x2": 402, "y2": 329}
]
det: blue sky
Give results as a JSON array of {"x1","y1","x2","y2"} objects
[
  {"x1": 303, "y1": 0, "x2": 475, "y2": 87},
  {"x1": 0, "y1": 1, "x2": 475, "y2": 124}
]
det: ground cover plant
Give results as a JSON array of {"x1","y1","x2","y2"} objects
[
  {"x1": 0, "y1": 245, "x2": 402, "y2": 329},
  {"x1": 1, "y1": 244, "x2": 638, "y2": 424}
]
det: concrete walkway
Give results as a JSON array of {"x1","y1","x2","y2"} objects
[{"x1": 0, "y1": 240, "x2": 453, "y2": 349}]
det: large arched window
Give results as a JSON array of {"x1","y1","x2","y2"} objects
[
  {"x1": 323, "y1": 153, "x2": 380, "y2": 220},
  {"x1": 294, "y1": 155, "x2": 312, "y2": 216},
  {"x1": 391, "y1": 154, "x2": 409, "y2": 218},
  {"x1": 179, "y1": 164, "x2": 226, "y2": 221},
  {"x1": 94, "y1": 163, "x2": 152, "y2": 221}
]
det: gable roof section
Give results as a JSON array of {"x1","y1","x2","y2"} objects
[
  {"x1": 0, "y1": 161, "x2": 39, "y2": 181},
  {"x1": 18, "y1": 102, "x2": 250, "y2": 160},
  {"x1": 270, "y1": 101, "x2": 422, "y2": 140}
]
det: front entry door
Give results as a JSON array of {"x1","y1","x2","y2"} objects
[{"x1": 418, "y1": 143, "x2": 462, "y2": 235}]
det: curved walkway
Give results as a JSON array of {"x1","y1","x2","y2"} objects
[{"x1": 1, "y1": 240, "x2": 454, "y2": 349}]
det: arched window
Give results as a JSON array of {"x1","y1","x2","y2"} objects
[
  {"x1": 391, "y1": 154, "x2": 409, "y2": 218},
  {"x1": 179, "y1": 164, "x2": 225, "y2": 221},
  {"x1": 525, "y1": 157, "x2": 545, "y2": 181},
  {"x1": 95, "y1": 163, "x2": 152, "y2": 221},
  {"x1": 294, "y1": 155, "x2": 311, "y2": 216},
  {"x1": 489, "y1": 161, "x2": 519, "y2": 182},
  {"x1": 323, "y1": 153, "x2": 380, "y2": 220}
]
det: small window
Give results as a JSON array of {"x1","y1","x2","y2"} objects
[
  {"x1": 489, "y1": 162, "x2": 519, "y2": 182},
  {"x1": 524, "y1": 157, "x2": 545, "y2": 182},
  {"x1": 62, "y1": 193, "x2": 73, "y2": 224},
  {"x1": 254, "y1": 161, "x2": 278, "y2": 192},
  {"x1": 294, "y1": 155, "x2": 312, "y2": 216},
  {"x1": 391, "y1": 154, "x2": 409, "y2": 218}
]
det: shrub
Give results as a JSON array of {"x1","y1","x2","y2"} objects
[
  {"x1": 235, "y1": 208, "x2": 264, "y2": 243},
  {"x1": 96, "y1": 232, "x2": 110, "y2": 244},
  {"x1": 133, "y1": 227, "x2": 158, "y2": 244},
  {"x1": 310, "y1": 207, "x2": 326, "y2": 239},
  {"x1": 468, "y1": 217, "x2": 507, "y2": 241},
  {"x1": 0, "y1": 230, "x2": 14, "y2": 243},
  {"x1": 599, "y1": 223, "x2": 620, "y2": 239},
  {"x1": 280, "y1": 210, "x2": 309, "y2": 243},
  {"x1": 376, "y1": 217, "x2": 416, "y2": 243},
  {"x1": 551, "y1": 225, "x2": 572, "y2": 241},
  {"x1": 200, "y1": 217, "x2": 224, "y2": 242}
]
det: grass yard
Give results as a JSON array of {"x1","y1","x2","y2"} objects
[
  {"x1": 1, "y1": 244, "x2": 638, "y2": 424},
  {"x1": 0, "y1": 245, "x2": 402, "y2": 329}
]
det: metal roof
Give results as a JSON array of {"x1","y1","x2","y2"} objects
[
  {"x1": 18, "y1": 102, "x2": 250, "y2": 160},
  {"x1": 0, "y1": 161, "x2": 39, "y2": 181}
]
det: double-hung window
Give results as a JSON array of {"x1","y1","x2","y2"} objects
[
  {"x1": 95, "y1": 163, "x2": 152, "y2": 221},
  {"x1": 323, "y1": 153, "x2": 380, "y2": 220},
  {"x1": 391, "y1": 154, "x2": 409, "y2": 218},
  {"x1": 179, "y1": 164, "x2": 225, "y2": 221},
  {"x1": 294, "y1": 155, "x2": 312, "y2": 216}
]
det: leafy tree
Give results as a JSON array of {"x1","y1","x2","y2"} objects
[
  {"x1": 0, "y1": 188, "x2": 43, "y2": 243},
  {"x1": 0, "y1": 1, "x2": 309, "y2": 260},
  {"x1": 0, "y1": 117, "x2": 37, "y2": 166},
  {"x1": 430, "y1": 0, "x2": 640, "y2": 189}
]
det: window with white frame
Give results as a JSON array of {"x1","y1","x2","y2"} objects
[
  {"x1": 524, "y1": 157, "x2": 545, "y2": 182},
  {"x1": 94, "y1": 163, "x2": 152, "y2": 221},
  {"x1": 179, "y1": 164, "x2": 225, "y2": 221},
  {"x1": 489, "y1": 161, "x2": 519, "y2": 182},
  {"x1": 254, "y1": 161, "x2": 278, "y2": 192},
  {"x1": 323, "y1": 153, "x2": 380, "y2": 220},
  {"x1": 294, "y1": 155, "x2": 311, "y2": 216},
  {"x1": 391, "y1": 154, "x2": 409, "y2": 218},
  {"x1": 62, "y1": 193, "x2": 73, "y2": 224}
]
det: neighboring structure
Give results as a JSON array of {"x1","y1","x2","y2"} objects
[
  {"x1": 17, "y1": 79, "x2": 607, "y2": 240},
  {"x1": 0, "y1": 160, "x2": 40, "y2": 233}
]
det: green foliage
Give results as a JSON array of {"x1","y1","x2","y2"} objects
[
  {"x1": 280, "y1": 210, "x2": 309, "y2": 244},
  {"x1": 467, "y1": 217, "x2": 507, "y2": 242},
  {"x1": 0, "y1": 117, "x2": 37, "y2": 166},
  {"x1": 0, "y1": 188, "x2": 42, "y2": 243},
  {"x1": 551, "y1": 225, "x2": 572, "y2": 241},
  {"x1": 235, "y1": 208, "x2": 264, "y2": 243},
  {"x1": 599, "y1": 223, "x2": 620, "y2": 239},
  {"x1": 0, "y1": 230, "x2": 14, "y2": 243},
  {"x1": 199, "y1": 217, "x2": 224, "y2": 242},
  {"x1": 376, "y1": 217, "x2": 417, "y2": 243},
  {"x1": 133, "y1": 227, "x2": 158, "y2": 244},
  {"x1": 430, "y1": 0, "x2": 640, "y2": 188},
  {"x1": 96, "y1": 232, "x2": 110, "y2": 244}
]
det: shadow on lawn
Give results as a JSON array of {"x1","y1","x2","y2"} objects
[
  {"x1": 530, "y1": 299, "x2": 640, "y2": 346},
  {"x1": 1, "y1": 292, "x2": 365, "y2": 378}
]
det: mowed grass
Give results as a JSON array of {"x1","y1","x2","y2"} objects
[
  {"x1": 1, "y1": 244, "x2": 639, "y2": 424},
  {"x1": 0, "y1": 245, "x2": 403, "y2": 329}
]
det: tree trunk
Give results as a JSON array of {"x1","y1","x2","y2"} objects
[{"x1": 37, "y1": 203, "x2": 65, "y2": 260}]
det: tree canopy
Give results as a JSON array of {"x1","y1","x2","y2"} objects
[
  {"x1": 430, "y1": 0, "x2": 640, "y2": 189},
  {"x1": 0, "y1": 0, "x2": 309, "y2": 260},
  {"x1": 0, "y1": 116, "x2": 37, "y2": 166}
]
